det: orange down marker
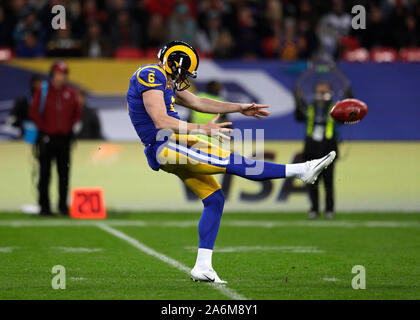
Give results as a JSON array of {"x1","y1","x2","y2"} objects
[{"x1": 70, "y1": 187, "x2": 106, "y2": 219}]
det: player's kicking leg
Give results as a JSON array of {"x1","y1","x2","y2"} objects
[{"x1": 225, "y1": 150, "x2": 336, "y2": 185}]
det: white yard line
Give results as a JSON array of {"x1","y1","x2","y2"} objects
[
  {"x1": 70, "y1": 277, "x2": 87, "y2": 281},
  {"x1": 322, "y1": 277, "x2": 340, "y2": 282},
  {"x1": 184, "y1": 245, "x2": 325, "y2": 253},
  {"x1": 0, "y1": 219, "x2": 419, "y2": 228},
  {"x1": 0, "y1": 246, "x2": 17, "y2": 253},
  {"x1": 52, "y1": 246, "x2": 103, "y2": 253},
  {"x1": 96, "y1": 223, "x2": 247, "y2": 301}
]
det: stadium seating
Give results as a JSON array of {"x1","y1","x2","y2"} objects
[
  {"x1": 370, "y1": 47, "x2": 398, "y2": 62},
  {"x1": 400, "y1": 47, "x2": 420, "y2": 62},
  {"x1": 341, "y1": 48, "x2": 370, "y2": 62},
  {"x1": 143, "y1": 47, "x2": 159, "y2": 59},
  {"x1": 114, "y1": 47, "x2": 143, "y2": 59},
  {"x1": 0, "y1": 47, "x2": 14, "y2": 61},
  {"x1": 262, "y1": 37, "x2": 277, "y2": 58},
  {"x1": 339, "y1": 36, "x2": 361, "y2": 51}
]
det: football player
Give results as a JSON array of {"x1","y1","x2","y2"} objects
[{"x1": 126, "y1": 40, "x2": 335, "y2": 283}]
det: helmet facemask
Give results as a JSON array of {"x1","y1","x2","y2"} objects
[
  {"x1": 172, "y1": 66, "x2": 197, "y2": 91},
  {"x1": 167, "y1": 60, "x2": 197, "y2": 91}
]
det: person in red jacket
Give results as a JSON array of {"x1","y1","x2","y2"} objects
[{"x1": 29, "y1": 61, "x2": 82, "y2": 216}]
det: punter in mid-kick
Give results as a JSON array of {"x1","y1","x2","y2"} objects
[{"x1": 126, "y1": 40, "x2": 336, "y2": 283}]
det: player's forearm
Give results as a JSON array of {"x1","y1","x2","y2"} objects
[
  {"x1": 197, "y1": 97, "x2": 242, "y2": 114},
  {"x1": 154, "y1": 115, "x2": 199, "y2": 134}
]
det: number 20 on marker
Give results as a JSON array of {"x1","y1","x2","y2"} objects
[{"x1": 70, "y1": 187, "x2": 106, "y2": 219}]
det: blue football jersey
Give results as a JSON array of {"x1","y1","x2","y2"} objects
[{"x1": 127, "y1": 63, "x2": 179, "y2": 146}]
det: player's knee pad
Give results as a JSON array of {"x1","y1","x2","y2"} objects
[{"x1": 202, "y1": 188, "x2": 225, "y2": 212}]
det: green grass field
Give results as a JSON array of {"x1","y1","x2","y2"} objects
[{"x1": 0, "y1": 212, "x2": 419, "y2": 300}]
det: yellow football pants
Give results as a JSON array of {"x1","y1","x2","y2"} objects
[{"x1": 157, "y1": 134, "x2": 231, "y2": 200}]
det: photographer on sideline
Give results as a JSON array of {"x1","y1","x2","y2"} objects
[{"x1": 295, "y1": 81, "x2": 339, "y2": 220}]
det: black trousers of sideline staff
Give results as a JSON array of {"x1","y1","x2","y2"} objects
[
  {"x1": 308, "y1": 163, "x2": 335, "y2": 213},
  {"x1": 35, "y1": 133, "x2": 72, "y2": 215},
  {"x1": 303, "y1": 137, "x2": 338, "y2": 213}
]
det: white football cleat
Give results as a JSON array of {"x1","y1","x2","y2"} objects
[
  {"x1": 301, "y1": 151, "x2": 336, "y2": 185},
  {"x1": 190, "y1": 267, "x2": 227, "y2": 284}
]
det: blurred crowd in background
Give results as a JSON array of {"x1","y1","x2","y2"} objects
[{"x1": 0, "y1": 0, "x2": 419, "y2": 61}]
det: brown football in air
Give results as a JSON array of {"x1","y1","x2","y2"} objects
[{"x1": 330, "y1": 99, "x2": 368, "y2": 124}]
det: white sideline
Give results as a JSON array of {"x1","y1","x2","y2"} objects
[
  {"x1": 0, "y1": 219, "x2": 419, "y2": 228},
  {"x1": 96, "y1": 223, "x2": 247, "y2": 301}
]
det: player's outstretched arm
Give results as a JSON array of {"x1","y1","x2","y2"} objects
[
  {"x1": 143, "y1": 90, "x2": 232, "y2": 140},
  {"x1": 175, "y1": 89, "x2": 270, "y2": 119}
]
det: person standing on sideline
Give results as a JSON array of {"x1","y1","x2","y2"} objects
[
  {"x1": 29, "y1": 61, "x2": 82, "y2": 216},
  {"x1": 295, "y1": 81, "x2": 339, "y2": 220}
]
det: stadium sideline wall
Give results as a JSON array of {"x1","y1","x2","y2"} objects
[{"x1": 0, "y1": 141, "x2": 419, "y2": 212}]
